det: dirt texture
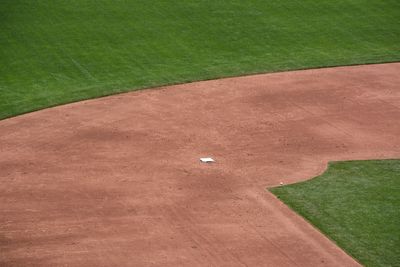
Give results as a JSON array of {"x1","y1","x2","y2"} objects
[{"x1": 1, "y1": 63, "x2": 399, "y2": 266}]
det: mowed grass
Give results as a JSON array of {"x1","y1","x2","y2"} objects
[
  {"x1": 270, "y1": 160, "x2": 400, "y2": 267},
  {"x1": 1, "y1": 0, "x2": 400, "y2": 119}
]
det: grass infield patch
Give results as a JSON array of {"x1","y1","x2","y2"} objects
[
  {"x1": 1, "y1": 0, "x2": 400, "y2": 119},
  {"x1": 270, "y1": 160, "x2": 400, "y2": 267}
]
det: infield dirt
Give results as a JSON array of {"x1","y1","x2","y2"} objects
[{"x1": 1, "y1": 63, "x2": 399, "y2": 266}]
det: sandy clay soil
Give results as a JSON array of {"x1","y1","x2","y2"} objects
[{"x1": 1, "y1": 63, "x2": 399, "y2": 266}]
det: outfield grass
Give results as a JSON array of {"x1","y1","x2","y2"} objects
[
  {"x1": 270, "y1": 160, "x2": 400, "y2": 267},
  {"x1": 1, "y1": 0, "x2": 400, "y2": 119}
]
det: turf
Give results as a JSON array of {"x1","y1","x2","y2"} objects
[
  {"x1": 270, "y1": 160, "x2": 400, "y2": 267},
  {"x1": 1, "y1": 0, "x2": 400, "y2": 119}
]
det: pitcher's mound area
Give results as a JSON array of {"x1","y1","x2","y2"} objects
[{"x1": 1, "y1": 63, "x2": 399, "y2": 266}]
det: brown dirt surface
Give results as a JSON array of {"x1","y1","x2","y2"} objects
[{"x1": 1, "y1": 63, "x2": 400, "y2": 266}]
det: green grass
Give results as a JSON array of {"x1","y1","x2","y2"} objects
[
  {"x1": 270, "y1": 160, "x2": 400, "y2": 267},
  {"x1": 1, "y1": 0, "x2": 400, "y2": 119}
]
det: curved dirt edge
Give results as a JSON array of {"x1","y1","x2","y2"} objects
[
  {"x1": 3, "y1": 61, "x2": 398, "y2": 123},
  {"x1": 1, "y1": 63, "x2": 399, "y2": 266},
  {"x1": 269, "y1": 155, "x2": 400, "y2": 188}
]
